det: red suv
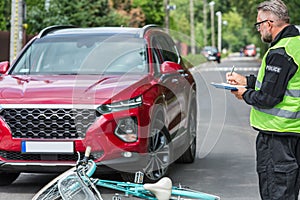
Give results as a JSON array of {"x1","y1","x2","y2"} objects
[{"x1": 0, "y1": 25, "x2": 197, "y2": 185}]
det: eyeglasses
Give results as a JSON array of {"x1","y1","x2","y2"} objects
[{"x1": 254, "y1": 20, "x2": 273, "y2": 31}]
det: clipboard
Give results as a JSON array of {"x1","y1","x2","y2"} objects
[{"x1": 210, "y1": 82, "x2": 245, "y2": 91}]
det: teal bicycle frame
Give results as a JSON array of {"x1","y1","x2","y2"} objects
[
  {"x1": 81, "y1": 158, "x2": 220, "y2": 200},
  {"x1": 32, "y1": 147, "x2": 220, "y2": 200},
  {"x1": 96, "y1": 179, "x2": 219, "y2": 200}
]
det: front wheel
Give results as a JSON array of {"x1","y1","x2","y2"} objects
[
  {"x1": 121, "y1": 117, "x2": 172, "y2": 183},
  {"x1": 144, "y1": 118, "x2": 172, "y2": 182},
  {"x1": 32, "y1": 183, "x2": 61, "y2": 200},
  {"x1": 32, "y1": 167, "x2": 76, "y2": 200}
]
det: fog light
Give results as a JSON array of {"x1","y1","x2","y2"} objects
[
  {"x1": 122, "y1": 151, "x2": 133, "y2": 158},
  {"x1": 115, "y1": 117, "x2": 138, "y2": 142}
]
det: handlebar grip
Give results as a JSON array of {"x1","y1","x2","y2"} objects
[{"x1": 85, "y1": 146, "x2": 92, "y2": 158}]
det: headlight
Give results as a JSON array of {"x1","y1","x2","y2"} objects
[
  {"x1": 97, "y1": 96, "x2": 142, "y2": 114},
  {"x1": 115, "y1": 117, "x2": 138, "y2": 142}
]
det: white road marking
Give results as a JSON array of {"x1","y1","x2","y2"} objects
[{"x1": 199, "y1": 67, "x2": 259, "y2": 72}]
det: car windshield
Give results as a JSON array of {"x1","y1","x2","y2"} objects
[
  {"x1": 204, "y1": 46, "x2": 218, "y2": 53},
  {"x1": 10, "y1": 34, "x2": 148, "y2": 75}
]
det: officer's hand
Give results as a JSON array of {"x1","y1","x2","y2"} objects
[
  {"x1": 226, "y1": 72, "x2": 247, "y2": 86},
  {"x1": 231, "y1": 87, "x2": 247, "y2": 100}
]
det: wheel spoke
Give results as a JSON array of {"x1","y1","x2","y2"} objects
[{"x1": 145, "y1": 125, "x2": 171, "y2": 180}]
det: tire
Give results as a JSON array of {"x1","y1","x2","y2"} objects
[
  {"x1": 0, "y1": 172, "x2": 20, "y2": 186},
  {"x1": 144, "y1": 118, "x2": 172, "y2": 182},
  {"x1": 32, "y1": 167, "x2": 76, "y2": 200},
  {"x1": 176, "y1": 97, "x2": 197, "y2": 163},
  {"x1": 121, "y1": 114, "x2": 172, "y2": 183},
  {"x1": 33, "y1": 183, "x2": 61, "y2": 200}
]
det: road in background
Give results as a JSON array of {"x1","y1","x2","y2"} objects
[
  {"x1": 0, "y1": 53, "x2": 262, "y2": 200},
  {"x1": 169, "y1": 53, "x2": 261, "y2": 199}
]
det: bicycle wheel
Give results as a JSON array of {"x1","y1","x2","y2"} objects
[
  {"x1": 170, "y1": 187, "x2": 220, "y2": 200},
  {"x1": 59, "y1": 172, "x2": 101, "y2": 200},
  {"x1": 32, "y1": 183, "x2": 61, "y2": 200},
  {"x1": 32, "y1": 167, "x2": 76, "y2": 200}
]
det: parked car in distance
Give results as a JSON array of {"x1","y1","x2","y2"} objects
[
  {"x1": 243, "y1": 44, "x2": 256, "y2": 57},
  {"x1": 0, "y1": 25, "x2": 197, "y2": 185},
  {"x1": 201, "y1": 46, "x2": 221, "y2": 63}
]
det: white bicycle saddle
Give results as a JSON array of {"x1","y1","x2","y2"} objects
[{"x1": 143, "y1": 177, "x2": 172, "y2": 200}]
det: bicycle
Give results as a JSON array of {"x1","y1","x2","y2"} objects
[{"x1": 32, "y1": 146, "x2": 220, "y2": 200}]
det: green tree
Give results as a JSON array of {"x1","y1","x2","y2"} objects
[
  {"x1": 222, "y1": 11, "x2": 245, "y2": 51},
  {"x1": 132, "y1": 0, "x2": 164, "y2": 26},
  {"x1": 7, "y1": 0, "x2": 299, "y2": 52},
  {"x1": 25, "y1": 0, "x2": 127, "y2": 34},
  {"x1": 230, "y1": 0, "x2": 300, "y2": 55},
  {"x1": 0, "y1": 0, "x2": 11, "y2": 31}
]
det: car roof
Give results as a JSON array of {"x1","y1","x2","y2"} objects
[{"x1": 37, "y1": 25, "x2": 161, "y2": 39}]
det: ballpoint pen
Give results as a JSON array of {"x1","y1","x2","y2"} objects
[{"x1": 230, "y1": 65, "x2": 235, "y2": 76}]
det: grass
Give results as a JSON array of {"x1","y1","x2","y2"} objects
[{"x1": 183, "y1": 53, "x2": 207, "y2": 67}]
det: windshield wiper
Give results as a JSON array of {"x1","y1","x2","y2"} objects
[{"x1": 57, "y1": 73, "x2": 78, "y2": 75}]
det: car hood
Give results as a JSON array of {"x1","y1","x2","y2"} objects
[{"x1": 0, "y1": 74, "x2": 151, "y2": 104}]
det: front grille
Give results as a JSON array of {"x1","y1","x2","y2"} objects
[
  {"x1": 0, "y1": 150, "x2": 104, "y2": 161},
  {"x1": 0, "y1": 108, "x2": 98, "y2": 139},
  {"x1": 0, "y1": 151, "x2": 79, "y2": 161}
]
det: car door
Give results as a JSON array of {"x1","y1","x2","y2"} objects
[{"x1": 151, "y1": 33, "x2": 188, "y2": 138}]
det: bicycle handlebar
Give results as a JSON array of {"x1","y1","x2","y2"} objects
[
  {"x1": 85, "y1": 146, "x2": 91, "y2": 158},
  {"x1": 77, "y1": 146, "x2": 92, "y2": 166}
]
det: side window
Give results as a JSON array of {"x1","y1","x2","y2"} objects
[
  {"x1": 150, "y1": 38, "x2": 163, "y2": 75},
  {"x1": 155, "y1": 35, "x2": 179, "y2": 63},
  {"x1": 152, "y1": 49, "x2": 161, "y2": 75}
]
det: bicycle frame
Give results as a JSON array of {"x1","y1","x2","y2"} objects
[
  {"x1": 32, "y1": 147, "x2": 220, "y2": 200},
  {"x1": 84, "y1": 159, "x2": 219, "y2": 200},
  {"x1": 95, "y1": 179, "x2": 220, "y2": 200}
]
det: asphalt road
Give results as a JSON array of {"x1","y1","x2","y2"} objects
[{"x1": 0, "y1": 53, "x2": 262, "y2": 200}]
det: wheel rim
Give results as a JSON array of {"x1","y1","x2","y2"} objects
[{"x1": 144, "y1": 127, "x2": 170, "y2": 180}]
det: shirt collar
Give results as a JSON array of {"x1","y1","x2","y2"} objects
[{"x1": 270, "y1": 25, "x2": 300, "y2": 47}]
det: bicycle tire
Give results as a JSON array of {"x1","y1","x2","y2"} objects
[
  {"x1": 33, "y1": 183, "x2": 61, "y2": 200},
  {"x1": 32, "y1": 161, "x2": 97, "y2": 200},
  {"x1": 32, "y1": 167, "x2": 76, "y2": 200},
  {"x1": 170, "y1": 187, "x2": 220, "y2": 200}
]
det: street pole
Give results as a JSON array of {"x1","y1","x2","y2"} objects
[
  {"x1": 45, "y1": 0, "x2": 51, "y2": 11},
  {"x1": 203, "y1": 0, "x2": 207, "y2": 47},
  {"x1": 209, "y1": 1, "x2": 215, "y2": 47},
  {"x1": 164, "y1": 0, "x2": 170, "y2": 33},
  {"x1": 190, "y1": 0, "x2": 195, "y2": 54},
  {"x1": 10, "y1": 0, "x2": 23, "y2": 63},
  {"x1": 216, "y1": 11, "x2": 222, "y2": 52}
]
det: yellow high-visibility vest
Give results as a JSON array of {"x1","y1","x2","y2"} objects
[{"x1": 250, "y1": 36, "x2": 300, "y2": 133}]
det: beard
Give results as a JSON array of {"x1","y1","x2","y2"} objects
[{"x1": 261, "y1": 32, "x2": 273, "y2": 43}]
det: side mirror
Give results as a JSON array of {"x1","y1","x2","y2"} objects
[
  {"x1": 160, "y1": 61, "x2": 183, "y2": 74},
  {"x1": 0, "y1": 61, "x2": 9, "y2": 74}
]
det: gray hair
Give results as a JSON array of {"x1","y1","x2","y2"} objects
[{"x1": 257, "y1": 0, "x2": 289, "y2": 23}]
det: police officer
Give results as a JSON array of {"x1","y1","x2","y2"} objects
[{"x1": 226, "y1": 0, "x2": 300, "y2": 199}]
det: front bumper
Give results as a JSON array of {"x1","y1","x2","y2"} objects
[{"x1": 0, "y1": 152, "x2": 148, "y2": 174}]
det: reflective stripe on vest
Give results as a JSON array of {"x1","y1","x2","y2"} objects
[{"x1": 256, "y1": 80, "x2": 300, "y2": 97}]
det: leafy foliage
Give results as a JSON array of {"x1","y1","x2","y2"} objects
[
  {"x1": 132, "y1": 0, "x2": 164, "y2": 26},
  {"x1": 1, "y1": 0, "x2": 299, "y2": 52},
  {"x1": 25, "y1": 0, "x2": 128, "y2": 34},
  {"x1": 0, "y1": 0, "x2": 11, "y2": 30}
]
